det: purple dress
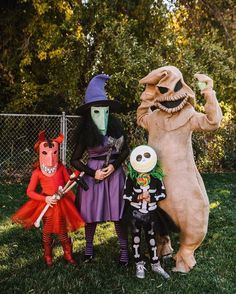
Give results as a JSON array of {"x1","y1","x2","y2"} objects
[{"x1": 77, "y1": 137, "x2": 126, "y2": 223}]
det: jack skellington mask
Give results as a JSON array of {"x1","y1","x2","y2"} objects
[{"x1": 130, "y1": 145, "x2": 157, "y2": 173}]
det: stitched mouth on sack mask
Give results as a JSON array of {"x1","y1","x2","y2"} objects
[{"x1": 155, "y1": 94, "x2": 189, "y2": 113}]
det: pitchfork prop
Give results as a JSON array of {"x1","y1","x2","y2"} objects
[{"x1": 34, "y1": 171, "x2": 86, "y2": 228}]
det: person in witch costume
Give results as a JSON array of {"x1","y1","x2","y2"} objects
[
  {"x1": 122, "y1": 145, "x2": 178, "y2": 279},
  {"x1": 12, "y1": 131, "x2": 84, "y2": 267},
  {"x1": 71, "y1": 74, "x2": 129, "y2": 265}
]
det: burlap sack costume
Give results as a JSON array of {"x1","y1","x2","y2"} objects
[{"x1": 137, "y1": 66, "x2": 222, "y2": 272}]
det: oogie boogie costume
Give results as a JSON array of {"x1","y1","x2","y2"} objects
[
  {"x1": 123, "y1": 145, "x2": 177, "y2": 279},
  {"x1": 71, "y1": 74, "x2": 129, "y2": 264},
  {"x1": 12, "y1": 131, "x2": 84, "y2": 266},
  {"x1": 137, "y1": 66, "x2": 223, "y2": 272}
]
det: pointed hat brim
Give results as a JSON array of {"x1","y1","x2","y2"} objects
[{"x1": 76, "y1": 99, "x2": 123, "y2": 115}]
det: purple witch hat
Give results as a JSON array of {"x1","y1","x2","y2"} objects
[{"x1": 76, "y1": 74, "x2": 123, "y2": 115}]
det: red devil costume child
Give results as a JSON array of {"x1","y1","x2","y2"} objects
[{"x1": 12, "y1": 131, "x2": 84, "y2": 267}]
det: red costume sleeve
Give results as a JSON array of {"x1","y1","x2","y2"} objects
[{"x1": 26, "y1": 170, "x2": 45, "y2": 201}]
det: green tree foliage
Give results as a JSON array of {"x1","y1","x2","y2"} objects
[
  {"x1": 178, "y1": 0, "x2": 236, "y2": 48},
  {"x1": 0, "y1": 1, "x2": 235, "y2": 171},
  {"x1": 0, "y1": 0, "x2": 86, "y2": 113},
  {"x1": 175, "y1": 0, "x2": 236, "y2": 109},
  {"x1": 0, "y1": 0, "x2": 235, "y2": 116}
]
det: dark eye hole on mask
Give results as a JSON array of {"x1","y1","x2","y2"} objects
[
  {"x1": 54, "y1": 150, "x2": 57, "y2": 154},
  {"x1": 158, "y1": 86, "x2": 169, "y2": 94},
  {"x1": 94, "y1": 110, "x2": 99, "y2": 114},
  {"x1": 42, "y1": 151, "x2": 47, "y2": 155},
  {"x1": 174, "y1": 80, "x2": 183, "y2": 92},
  {"x1": 136, "y1": 155, "x2": 142, "y2": 162},
  {"x1": 144, "y1": 152, "x2": 151, "y2": 158}
]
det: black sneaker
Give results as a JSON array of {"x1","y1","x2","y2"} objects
[
  {"x1": 119, "y1": 260, "x2": 129, "y2": 267},
  {"x1": 83, "y1": 255, "x2": 93, "y2": 263}
]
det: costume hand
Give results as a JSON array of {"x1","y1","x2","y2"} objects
[
  {"x1": 142, "y1": 191, "x2": 151, "y2": 202},
  {"x1": 194, "y1": 73, "x2": 213, "y2": 92},
  {"x1": 57, "y1": 186, "x2": 63, "y2": 197},
  {"x1": 45, "y1": 196, "x2": 57, "y2": 207},
  {"x1": 95, "y1": 169, "x2": 107, "y2": 180},
  {"x1": 102, "y1": 164, "x2": 115, "y2": 178},
  {"x1": 137, "y1": 192, "x2": 150, "y2": 202},
  {"x1": 137, "y1": 193, "x2": 143, "y2": 202}
]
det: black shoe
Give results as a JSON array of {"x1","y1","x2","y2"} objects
[
  {"x1": 118, "y1": 260, "x2": 129, "y2": 267},
  {"x1": 162, "y1": 254, "x2": 173, "y2": 260},
  {"x1": 83, "y1": 255, "x2": 93, "y2": 263}
]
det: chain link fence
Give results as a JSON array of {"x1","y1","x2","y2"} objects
[
  {"x1": 0, "y1": 113, "x2": 235, "y2": 182},
  {"x1": 0, "y1": 113, "x2": 79, "y2": 182}
]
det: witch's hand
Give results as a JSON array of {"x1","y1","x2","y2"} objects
[
  {"x1": 95, "y1": 169, "x2": 107, "y2": 181},
  {"x1": 102, "y1": 164, "x2": 115, "y2": 178}
]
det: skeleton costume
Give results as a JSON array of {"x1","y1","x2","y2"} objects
[
  {"x1": 137, "y1": 66, "x2": 223, "y2": 272},
  {"x1": 12, "y1": 131, "x2": 84, "y2": 267},
  {"x1": 123, "y1": 145, "x2": 174, "y2": 279},
  {"x1": 71, "y1": 74, "x2": 129, "y2": 265}
]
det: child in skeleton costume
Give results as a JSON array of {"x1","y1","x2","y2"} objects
[
  {"x1": 71, "y1": 74, "x2": 129, "y2": 265},
  {"x1": 123, "y1": 145, "x2": 173, "y2": 279},
  {"x1": 12, "y1": 131, "x2": 85, "y2": 267}
]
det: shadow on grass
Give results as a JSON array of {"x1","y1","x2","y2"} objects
[
  {"x1": 0, "y1": 173, "x2": 235, "y2": 293},
  {"x1": 1, "y1": 223, "x2": 235, "y2": 294},
  {"x1": 0, "y1": 220, "x2": 183, "y2": 293}
]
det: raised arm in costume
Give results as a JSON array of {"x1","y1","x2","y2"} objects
[{"x1": 137, "y1": 66, "x2": 222, "y2": 273}]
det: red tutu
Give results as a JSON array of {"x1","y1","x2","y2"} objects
[
  {"x1": 11, "y1": 165, "x2": 85, "y2": 234},
  {"x1": 12, "y1": 191, "x2": 84, "y2": 234}
]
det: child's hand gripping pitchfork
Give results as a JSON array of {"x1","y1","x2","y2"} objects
[{"x1": 34, "y1": 171, "x2": 87, "y2": 228}]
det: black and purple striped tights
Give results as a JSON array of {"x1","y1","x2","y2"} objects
[{"x1": 85, "y1": 221, "x2": 128, "y2": 263}]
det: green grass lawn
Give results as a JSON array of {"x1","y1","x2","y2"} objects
[{"x1": 0, "y1": 173, "x2": 235, "y2": 294}]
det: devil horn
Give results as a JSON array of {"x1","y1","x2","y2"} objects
[
  {"x1": 34, "y1": 130, "x2": 46, "y2": 152},
  {"x1": 54, "y1": 133, "x2": 64, "y2": 144},
  {"x1": 38, "y1": 130, "x2": 46, "y2": 142}
]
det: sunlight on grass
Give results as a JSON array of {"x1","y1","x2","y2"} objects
[
  {"x1": 71, "y1": 222, "x2": 116, "y2": 247},
  {"x1": 0, "y1": 246, "x2": 41, "y2": 275},
  {"x1": 218, "y1": 189, "x2": 230, "y2": 197},
  {"x1": 209, "y1": 201, "x2": 220, "y2": 210},
  {"x1": 208, "y1": 188, "x2": 231, "y2": 197},
  {"x1": 1, "y1": 174, "x2": 235, "y2": 293},
  {"x1": 95, "y1": 222, "x2": 117, "y2": 242},
  {"x1": 0, "y1": 218, "x2": 15, "y2": 228}
]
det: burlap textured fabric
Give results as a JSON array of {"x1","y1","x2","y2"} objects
[{"x1": 137, "y1": 66, "x2": 222, "y2": 272}]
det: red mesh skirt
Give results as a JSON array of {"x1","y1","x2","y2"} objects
[{"x1": 11, "y1": 191, "x2": 84, "y2": 234}]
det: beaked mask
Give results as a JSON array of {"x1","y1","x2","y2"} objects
[{"x1": 91, "y1": 106, "x2": 109, "y2": 135}]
